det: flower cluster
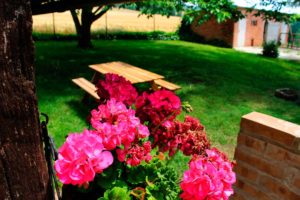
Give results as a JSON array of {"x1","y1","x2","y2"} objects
[
  {"x1": 180, "y1": 148, "x2": 236, "y2": 200},
  {"x1": 177, "y1": 116, "x2": 210, "y2": 156},
  {"x1": 55, "y1": 72, "x2": 235, "y2": 199},
  {"x1": 54, "y1": 130, "x2": 113, "y2": 185},
  {"x1": 90, "y1": 98, "x2": 151, "y2": 166},
  {"x1": 151, "y1": 116, "x2": 210, "y2": 156},
  {"x1": 117, "y1": 141, "x2": 152, "y2": 166},
  {"x1": 96, "y1": 73, "x2": 138, "y2": 106},
  {"x1": 150, "y1": 121, "x2": 179, "y2": 156},
  {"x1": 136, "y1": 90, "x2": 181, "y2": 126},
  {"x1": 90, "y1": 99, "x2": 149, "y2": 150}
]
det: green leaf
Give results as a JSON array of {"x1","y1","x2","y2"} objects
[{"x1": 99, "y1": 187, "x2": 131, "y2": 200}]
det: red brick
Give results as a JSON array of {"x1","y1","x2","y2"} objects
[
  {"x1": 265, "y1": 143, "x2": 300, "y2": 169},
  {"x1": 230, "y1": 191, "x2": 247, "y2": 200},
  {"x1": 243, "y1": 10, "x2": 265, "y2": 47},
  {"x1": 234, "y1": 162, "x2": 259, "y2": 183},
  {"x1": 240, "y1": 112, "x2": 300, "y2": 152},
  {"x1": 293, "y1": 175, "x2": 300, "y2": 189},
  {"x1": 233, "y1": 8, "x2": 266, "y2": 47},
  {"x1": 234, "y1": 179, "x2": 271, "y2": 200},
  {"x1": 235, "y1": 147, "x2": 284, "y2": 179},
  {"x1": 191, "y1": 16, "x2": 234, "y2": 47},
  {"x1": 238, "y1": 134, "x2": 267, "y2": 153},
  {"x1": 259, "y1": 175, "x2": 300, "y2": 199}
]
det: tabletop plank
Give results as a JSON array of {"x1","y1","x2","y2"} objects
[
  {"x1": 89, "y1": 61, "x2": 164, "y2": 84},
  {"x1": 100, "y1": 63, "x2": 144, "y2": 83},
  {"x1": 115, "y1": 62, "x2": 164, "y2": 80}
]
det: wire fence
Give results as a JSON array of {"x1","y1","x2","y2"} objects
[
  {"x1": 32, "y1": 8, "x2": 181, "y2": 35},
  {"x1": 279, "y1": 33, "x2": 300, "y2": 49},
  {"x1": 289, "y1": 33, "x2": 300, "y2": 49}
]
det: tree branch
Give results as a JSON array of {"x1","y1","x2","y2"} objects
[
  {"x1": 32, "y1": 0, "x2": 140, "y2": 15},
  {"x1": 70, "y1": 9, "x2": 81, "y2": 34},
  {"x1": 92, "y1": 5, "x2": 111, "y2": 21},
  {"x1": 92, "y1": 6, "x2": 104, "y2": 15}
]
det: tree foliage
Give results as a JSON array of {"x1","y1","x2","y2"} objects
[
  {"x1": 128, "y1": 0, "x2": 243, "y2": 24},
  {"x1": 69, "y1": 0, "x2": 299, "y2": 48},
  {"x1": 249, "y1": 0, "x2": 300, "y2": 23},
  {"x1": 133, "y1": 0, "x2": 299, "y2": 23}
]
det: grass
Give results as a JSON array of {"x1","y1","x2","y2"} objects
[{"x1": 35, "y1": 40, "x2": 300, "y2": 160}]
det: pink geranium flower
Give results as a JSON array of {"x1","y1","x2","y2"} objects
[
  {"x1": 96, "y1": 73, "x2": 138, "y2": 106},
  {"x1": 90, "y1": 99, "x2": 150, "y2": 150},
  {"x1": 180, "y1": 148, "x2": 236, "y2": 200},
  {"x1": 54, "y1": 130, "x2": 113, "y2": 186}
]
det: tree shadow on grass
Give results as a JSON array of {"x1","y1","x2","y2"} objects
[
  {"x1": 35, "y1": 40, "x2": 300, "y2": 146},
  {"x1": 66, "y1": 100, "x2": 93, "y2": 124}
]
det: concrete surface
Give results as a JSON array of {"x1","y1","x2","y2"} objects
[{"x1": 235, "y1": 47, "x2": 300, "y2": 62}]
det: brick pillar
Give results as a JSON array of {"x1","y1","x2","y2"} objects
[{"x1": 232, "y1": 112, "x2": 300, "y2": 200}]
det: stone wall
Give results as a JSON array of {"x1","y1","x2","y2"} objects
[{"x1": 232, "y1": 112, "x2": 300, "y2": 200}]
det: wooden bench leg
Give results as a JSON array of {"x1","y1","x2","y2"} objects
[
  {"x1": 82, "y1": 94, "x2": 91, "y2": 104},
  {"x1": 82, "y1": 73, "x2": 102, "y2": 104},
  {"x1": 151, "y1": 81, "x2": 161, "y2": 91},
  {"x1": 91, "y1": 73, "x2": 102, "y2": 84}
]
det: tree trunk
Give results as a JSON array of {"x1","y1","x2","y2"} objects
[
  {"x1": 78, "y1": 22, "x2": 93, "y2": 48},
  {"x1": 71, "y1": 6, "x2": 111, "y2": 49},
  {"x1": 0, "y1": 0, "x2": 51, "y2": 199}
]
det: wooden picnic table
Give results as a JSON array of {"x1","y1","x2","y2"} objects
[
  {"x1": 89, "y1": 61, "x2": 164, "y2": 84},
  {"x1": 72, "y1": 61, "x2": 181, "y2": 101}
]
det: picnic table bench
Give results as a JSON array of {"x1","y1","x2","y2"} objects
[{"x1": 72, "y1": 61, "x2": 181, "y2": 100}]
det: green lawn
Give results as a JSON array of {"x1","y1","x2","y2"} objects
[{"x1": 35, "y1": 40, "x2": 300, "y2": 158}]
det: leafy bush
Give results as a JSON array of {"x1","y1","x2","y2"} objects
[
  {"x1": 262, "y1": 41, "x2": 279, "y2": 58},
  {"x1": 99, "y1": 187, "x2": 131, "y2": 200},
  {"x1": 177, "y1": 16, "x2": 205, "y2": 43},
  {"x1": 32, "y1": 32, "x2": 77, "y2": 41},
  {"x1": 32, "y1": 31, "x2": 179, "y2": 41},
  {"x1": 94, "y1": 31, "x2": 179, "y2": 40}
]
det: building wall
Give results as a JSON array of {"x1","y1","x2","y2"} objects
[
  {"x1": 231, "y1": 112, "x2": 300, "y2": 200},
  {"x1": 191, "y1": 17, "x2": 235, "y2": 47},
  {"x1": 266, "y1": 21, "x2": 290, "y2": 46},
  {"x1": 191, "y1": 8, "x2": 288, "y2": 48},
  {"x1": 233, "y1": 9, "x2": 265, "y2": 47},
  {"x1": 279, "y1": 23, "x2": 289, "y2": 46}
]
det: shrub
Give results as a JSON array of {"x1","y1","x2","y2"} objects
[
  {"x1": 94, "y1": 31, "x2": 179, "y2": 40},
  {"x1": 177, "y1": 16, "x2": 205, "y2": 43},
  {"x1": 262, "y1": 41, "x2": 279, "y2": 58},
  {"x1": 32, "y1": 31, "x2": 179, "y2": 41}
]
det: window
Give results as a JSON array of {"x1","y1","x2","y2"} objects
[{"x1": 251, "y1": 20, "x2": 258, "y2": 26}]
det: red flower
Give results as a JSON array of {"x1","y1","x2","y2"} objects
[
  {"x1": 116, "y1": 141, "x2": 152, "y2": 166},
  {"x1": 136, "y1": 90, "x2": 181, "y2": 126},
  {"x1": 151, "y1": 116, "x2": 210, "y2": 157},
  {"x1": 177, "y1": 116, "x2": 210, "y2": 156},
  {"x1": 96, "y1": 73, "x2": 138, "y2": 106}
]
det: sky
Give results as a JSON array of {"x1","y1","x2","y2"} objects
[{"x1": 233, "y1": 0, "x2": 300, "y2": 14}]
